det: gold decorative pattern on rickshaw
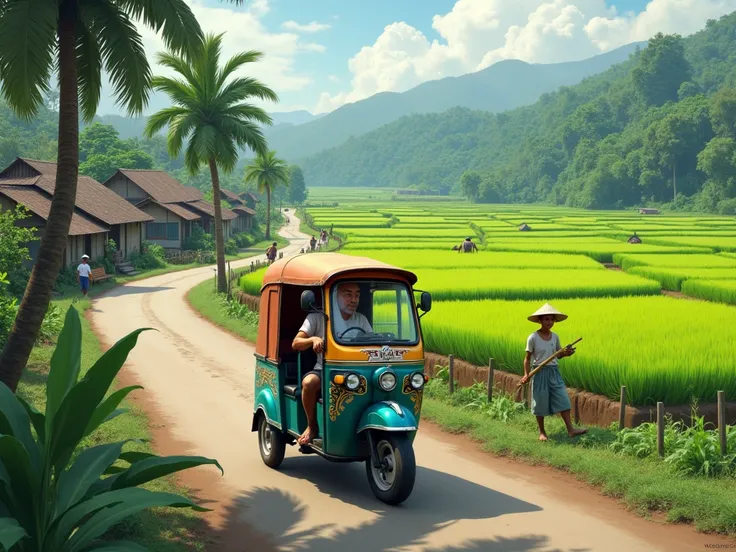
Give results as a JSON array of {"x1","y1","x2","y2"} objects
[
  {"x1": 402, "y1": 375, "x2": 423, "y2": 416},
  {"x1": 328, "y1": 376, "x2": 368, "y2": 421},
  {"x1": 255, "y1": 365, "x2": 278, "y2": 397}
]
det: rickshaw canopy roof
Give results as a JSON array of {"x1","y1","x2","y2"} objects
[{"x1": 260, "y1": 252, "x2": 418, "y2": 290}]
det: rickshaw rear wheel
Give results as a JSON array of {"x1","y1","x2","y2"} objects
[
  {"x1": 258, "y1": 413, "x2": 286, "y2": 468},
  {"x1": 365, "y1": 433, "x2": 416, "y2": 505}
]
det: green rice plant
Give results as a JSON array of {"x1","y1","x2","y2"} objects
[
  {"x1": 483, "y1": 241, "x2": 711, "y2": 262},
  {"x1": 345, "y1": 228, "x2": 472, "y2": 238},
  {"x1": 411, "y1": 268, "x2": 660, "y2": 301},
  {"x1": 643, "y1": 236, "x2": 736, "y2": 252},
  {"x1": 239, "y1": 267, "x2": 268, "y2": 295},
  {"x1": 681, "y1": 279, "x2": 736, "y2": 305},
  {"x1": 420, "y1": 296, "x2": 736, "y2": 405},
  {"x1": 341, "y1": 249, "x2": 605, "y2": 270},
  {"x1": 613, "y1": 253, "x2": 736, "y2": 271},
  {"x1": 628, "y1": 267, "x2": 736, "y2": 291},
  {"x1": 342, "y1": 240, "x2": 466, "y2": 250}
]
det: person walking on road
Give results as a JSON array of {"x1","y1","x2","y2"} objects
[
  {"x1": 310, "y1": 235, "x2": 317, "y2": 251},
  {"x1": 266, "y1": 242, "x2": 278, "y2": 264},
  {"x1": 77, "y1": 254, "x2": 92, "y2": 297}
]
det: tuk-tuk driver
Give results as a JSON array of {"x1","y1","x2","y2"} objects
[{"x1": 292, "y1": 282, "x2": 373, "y2": 445}]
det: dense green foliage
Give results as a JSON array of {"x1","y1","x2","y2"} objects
[
  {"x1": 287, "y1": 165, "x2": 307, "y2": 204},
  {"x1": 301, "y1": 13, "x2": 736, "y2": 213},
  {"x1": 78, "y1": 123, "x2": 154, "y2": 182},
  {"x1": 0, "y1": 306, "x2": 221, "y2": 551}
]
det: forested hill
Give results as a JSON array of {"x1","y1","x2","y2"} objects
[
  {"x1": 301, "y1": 12, "x2": 736, "y2": 214},
  {"x1": 264, "y1": 43, "x2": 643, "y2": 161}
]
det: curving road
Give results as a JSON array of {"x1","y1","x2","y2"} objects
[{"x1": 90, "y1": 215, "x2": 724, "y2": 552}]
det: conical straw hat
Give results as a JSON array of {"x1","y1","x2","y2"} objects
[{"x1": 528, "y1": 303, "x2": 567, "y2": 323}]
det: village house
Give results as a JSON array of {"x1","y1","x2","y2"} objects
[
  {"x1": 238, "y1": 190, "x2": 260, "y2": 211},
  {"x1": 0, "y1": 158, "x2": 153, "y2": 268},
  {"x1": 103, "y1": 169, "x2": 237, "y2": 250},
  {"x1": 219, "y1": 188, "x2": 256, "y2": 232}
]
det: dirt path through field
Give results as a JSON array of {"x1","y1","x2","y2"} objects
[{"x1": 89, "y1": 215, "x2": 730, "y2": 552}]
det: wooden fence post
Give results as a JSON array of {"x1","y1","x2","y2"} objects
[
  {"x1": 448, "y1": 355, "x2": 454, "y2": 394},
  {"x1": 718, "y1": 390, "x2": 727, "y2": 456},
  {"x1": 618, "y1": 386, "x2": 627, "y2": 431},
  {"x1": 487, "y1": 358, "x2": 495, "y2": 402},
  {"x1": 657, "y1": 402, "x2": 665, "y2": 457}
]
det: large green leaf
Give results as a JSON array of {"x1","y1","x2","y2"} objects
[
  {"x1": 54, "y1": 440, "x2": 138, "y2": 519},
  {"x1": 0, "y1": 436, "x2": 37, "y2": 532},
  {"x1": 64, "y1": 490, "x2": 207, "y2": 552},
  {"x1": 0, "y1": 517, "x2": 27, "y2": 551},
  {"x1": 51, "y1": 488, "x2": 203, "y2": 552},
  {"x1": 16, "y1": 396, "x2": 45, "y2": 445},
  {"x1": 0, "y1": 384, "x2": 41, "y2": 474},
  {"x1": 83, "y1": 386, "x2": 143, "y2": 439},
  {"x1": 111, "y1": 455, "x2": 223, "y2": 490},
  {"x1": 48, "y1": 328, "x2": 151, "y2": 472},
  {"x1": 45, "y1": 307, "x2": 83, "y2": 440}
]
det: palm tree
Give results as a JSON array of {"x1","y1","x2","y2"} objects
[
  {"x1": 244, "y1": 152, "x2": 290, "y2": 241},
  {"x1": 0, "y1": 0, "x2": 214, "y2": 393},
  {"x1": 145, "y1": 33, "x2": 277, "y2": 294}
]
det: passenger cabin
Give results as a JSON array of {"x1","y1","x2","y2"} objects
[{"x1": 255, "y1": 253, "x2": 421, "y2": 394}]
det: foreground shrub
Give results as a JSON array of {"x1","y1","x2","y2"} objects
[{"x1": 0, "y1": 306, "x2": 222, "y2": 551}]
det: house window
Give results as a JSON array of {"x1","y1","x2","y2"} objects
[{"x1": 146, "y1": 222, "x2": 179, "y2": 241}]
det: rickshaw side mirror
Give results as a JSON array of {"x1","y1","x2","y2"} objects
[
  {"x1": 301, "y1": 290, "x2": 316, "y2": 312},
  {"x1": 419, "y1": 292, "x2": 432, "y2": 313}
]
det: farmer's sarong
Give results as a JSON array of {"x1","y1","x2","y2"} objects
[{"x1": 531, "y1": 364, "x2": 571, "y2": 416}]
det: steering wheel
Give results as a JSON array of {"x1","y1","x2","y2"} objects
[{"x1": 341, "y1": 326, "x2": 368, "y2": 337}]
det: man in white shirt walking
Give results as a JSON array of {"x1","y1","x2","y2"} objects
[
  {"x1": 77, "y1": 254, "x2": 92, "y2": 297},
  {"x1": 292, "y1": 281, "x2": 372, "y2": 445}
]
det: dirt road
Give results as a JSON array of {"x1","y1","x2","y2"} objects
[{"x1": 90, "y1": 215, "x2": 725, "y2": 552}]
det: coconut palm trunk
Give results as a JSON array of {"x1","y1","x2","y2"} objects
[
  {"x1": 0, "y1": 4, "x2": 79, "y2": 392},
  {"x1": 266, "y1": 186, "x2": 272, "y2": 239},
  {"x1": 209, "y1": 158, "x2": 228, "y2": 293}
]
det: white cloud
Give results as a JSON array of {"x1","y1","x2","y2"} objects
[
  {"x1": 281, "y1": 20, "x2": 331, "y2": 33},
  {"x1": 98, "y1": 0, "x2": 316, "y2": 115},
  {"x1": 315, "y1": 0, "x2": 736, "y2": 114}
]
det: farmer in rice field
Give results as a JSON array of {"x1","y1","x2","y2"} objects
[
  {"x1": 458, "y1": 237, "x2": 478, "y2": 253},
  {"x1": 519, "y1": 303, "x2": 587, "y2": 441}
]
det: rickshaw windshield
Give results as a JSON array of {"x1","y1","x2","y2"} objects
[{"x1": 330, "y1": 280, "x2": 419, "y2": 346}]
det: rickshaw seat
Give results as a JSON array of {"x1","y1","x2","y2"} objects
[{"x1": 283, "y1": 384, "x2": 299, "y2": 398}]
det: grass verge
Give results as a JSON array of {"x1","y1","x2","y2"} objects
[
  {"x1": 421, "y1": 389, "x2": 736, "y2": 537},
  {"x1": 186, "y1": 277, "x2": 258, "y2": 342}
]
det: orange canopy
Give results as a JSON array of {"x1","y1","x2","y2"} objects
[{"x1": 260, "y1": 252, "x2": 417, "y2": 291}]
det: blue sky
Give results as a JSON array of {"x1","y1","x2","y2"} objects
[{"x1": 98, "y1": 0, "x2": 733, "y2": 117}]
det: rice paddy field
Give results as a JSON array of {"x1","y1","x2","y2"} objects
[{"x1": 251, "y1": 190, "x2": 736, "y2": 406}]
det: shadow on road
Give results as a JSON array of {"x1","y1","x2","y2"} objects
[
  {"x1": 210, "y1": 458, "x2": 571, "y2": 552},
  {"x1": 97, "y1": 285, "x2": 176, "y2": 298}
]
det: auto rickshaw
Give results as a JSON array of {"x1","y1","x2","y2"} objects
[{"x1": 251, "y1": 252, "x2": 432, "y2": 505}]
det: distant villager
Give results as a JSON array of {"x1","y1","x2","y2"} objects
[
  {"x1": 452, "y1": 245, "x2": 460, "y2": 251},
  {"x1": 639, "y1": 208, "x2": 660, "y2": 215},
  {"x1": 519, "y1": 223, "x2": 531, "y2": 231},
  {"x1": 628, "y1": 232, "x2": 642, "y2": 244},
  {"x1": 458, "y1": 237, "x2": 479, "y2": 253}
]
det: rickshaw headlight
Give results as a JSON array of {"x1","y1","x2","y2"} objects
[
  {"x1": 379, "y1": 371, "x2": 397, "y2": 392},
  {"x1": 410, "y1": 372, "x2": 425, "y2": 390},
  {"x1": 345, "y1": 373, "x2": 361, "y2": 391}
]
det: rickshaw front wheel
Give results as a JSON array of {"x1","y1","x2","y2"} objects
[
  {"x1": 258, "y1": 413, "x2": 286, "y2": 468},
  {"x1": 366, "y1": 433, "x2": 416, "y2": 505}
]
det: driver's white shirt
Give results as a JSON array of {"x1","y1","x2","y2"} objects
[{"x1": 299, "y1": 311, "x2": 372, "y2": 372}]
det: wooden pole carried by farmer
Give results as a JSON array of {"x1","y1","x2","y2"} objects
[{"x1": 520, "y1": 303, "x2": 587, "y2": 441}]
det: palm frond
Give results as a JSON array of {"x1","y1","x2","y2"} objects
[
  {"x1": 214, "y1": 134, "x2": 239, "y2": 173},
  {"x1": 150, "y1": 75, "x2": 198, "y2": 110},
  {"x1": 184, "y1": 131, "x2": 205, "y2": 174},
  {"x1": 217, "y1": 50, "x2": 263, "y2": 88},
  {"x1": 221, "y1": 102, "x2": 273, "y2": 126},
  {"x1": 0, "y1": 0, "x2": 57, "y2": 119},
  {"x1": 166, "y1": 112, "x2": 198, "y2": 157},
  {"x1": 199, "y1": 32, "x2": 224, "y2": 105},
  {"x1": 144, "y1": 106, "x2": 188, "y2": 138},
  {"x1": 219, "y1": 116, "x2": 268, "y2": 157},
  {"x1": 155, "y1": 51, "x2": 201, "y2": 91},
  {"x1": 80, "y1": 0, "x2": 151, "y2": 115},
  {"x1": 118, "y1": 0, "x2": 203, "y2": 56},
  {"x1": 215, "y1": 77, "x2": 278, "y2": 110},
  {"x1": 76, "y1": 19, "x2": 103, "y2": 123}
]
